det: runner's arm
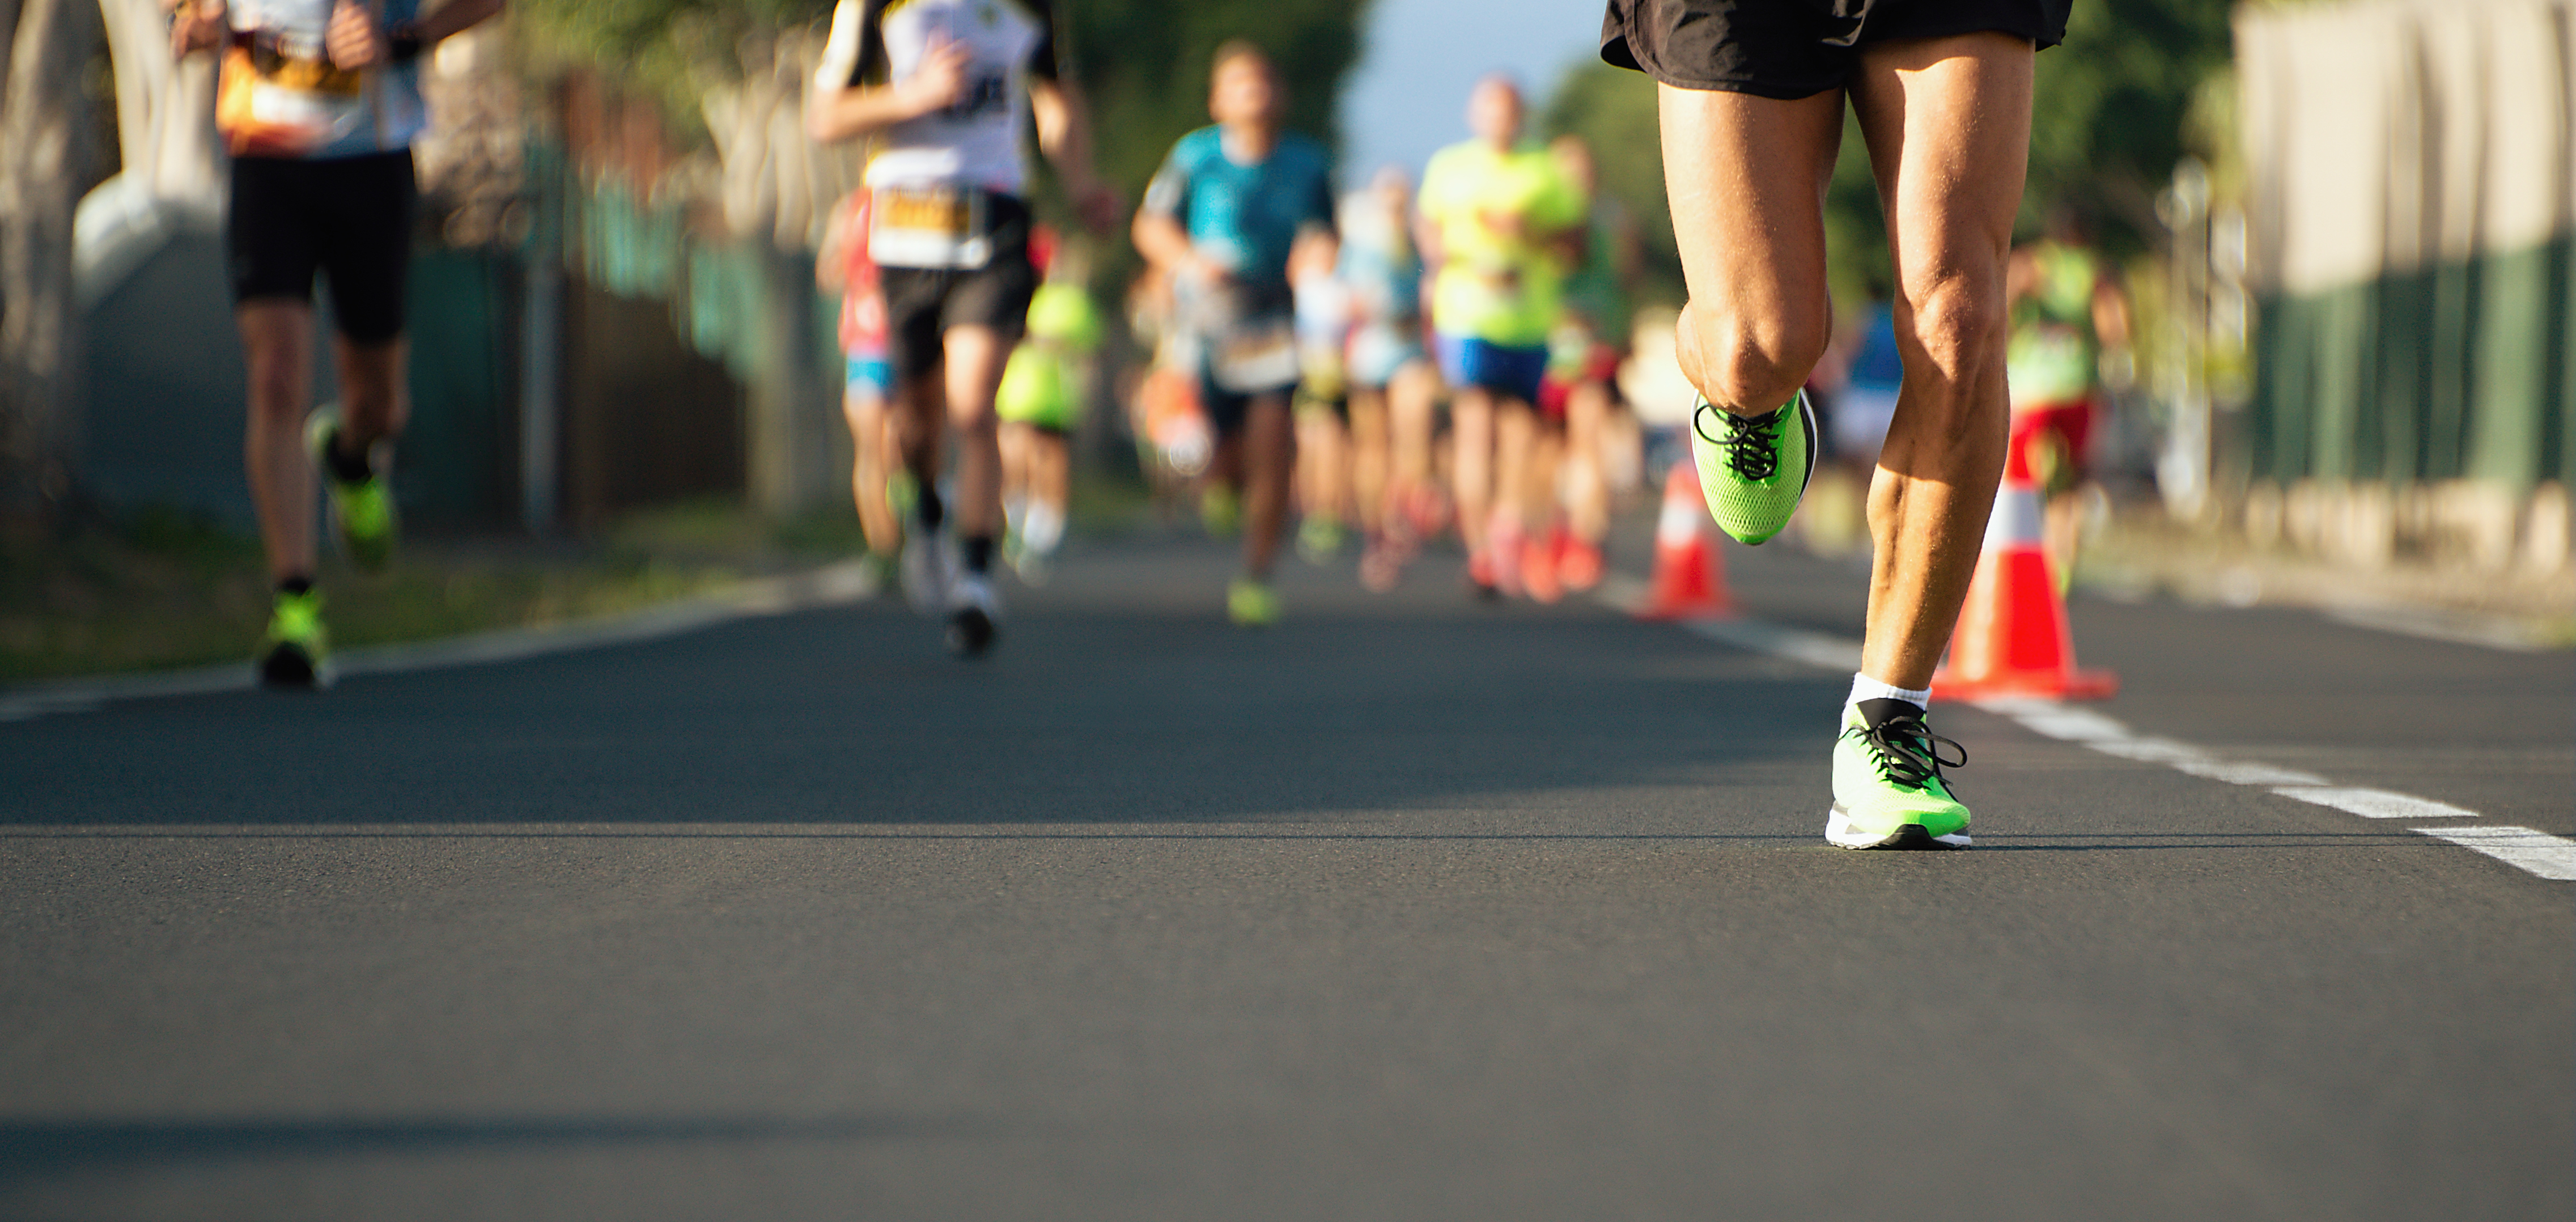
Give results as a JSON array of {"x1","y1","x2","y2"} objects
[
  {"x1": 169, "y1": 0, "x2": 227, "y2": 56},
  {"x1": 1132, "y1": 151, "x2": 1226, "y2": 283},
  {"x1": 807, "y1": 3, "x2": 966, "y2": 145},
  {"x1": 1029, "y1": 77, "x2": 1120, "y2": 235},
  {"x1": 1132, "y1": 210, "x2": 1213, "y2": 281},
  {"x1": 328, "y1": 0, "x2": 502, "y2": 71},
  {"x1": 2091, "y1": 273, "x2": 2132, "y2": 350}
]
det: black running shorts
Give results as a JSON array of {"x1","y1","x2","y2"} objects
[
  {"x1": 227, "y1": 150, "x2": 417, "y2": 345},
  {"x1": 1601, "y1": 0, "x2": 2071, "y2": 99},
  {"x1": 877, "y1": 193, "x2": 1039, "y2": 383}
]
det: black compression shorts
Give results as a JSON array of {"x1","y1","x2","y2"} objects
[
  {"x1": 877, "y1": 192, "x2": 1039, "y2": 383},
  {"x1": 227, "y1": 150, "x2": 416, "y2": 345},
  {"x1": 1601, "y1": 0, "x2": 2070, "y2": 99}
]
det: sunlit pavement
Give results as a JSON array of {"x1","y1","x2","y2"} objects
[{"x1": 2, "y1": 529, "x2": 2568, "y2": 1220}]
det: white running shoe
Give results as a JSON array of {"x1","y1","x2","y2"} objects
[
  {"x1": 901, "y1": 525, "x2": 956, "y2": 616},
  {"x1": 945, "y1": 572, "x2": 1003, "y2": 657}
]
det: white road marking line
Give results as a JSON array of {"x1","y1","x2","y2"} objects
[
  {"x1": 1615, "y1": 600, "x2": 2562, "y2": 880},
  {"x1": 2270, "y1": 786, "x2": 2482, "y2": 820},
  {"x1": 2168, "y1": 759, "x2": 2330, "y2": 786},
  {"x1": 1972, "y1": 697, "x2": 2129, "y2": 742},
  {"x1": 0, "y1": 561, "x2": 881, "y2": 723},
  {"x1": 1682, "y1": 618, "x2": 1864, "y2": 672},
  {"x1": 2322, "y1": 603, "x2": 2561, "y2": 653},
  {"x1": 2411, "y1": 827, "x2": 2576, "y2": 880},
  {"x1": 2083, "y1": 736, "x2": 2217, "y2": 765}
]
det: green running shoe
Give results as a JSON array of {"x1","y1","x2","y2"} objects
[
  {"x1": 306, "y1": 409, "x2": 396, "y2": 572},
  {"x1": 258, "y1": 588, "x2": 332, "y2": 690},
  {"x1": 1826, "y1": 699, "x2": 1971, "y2": 849},
  {"x1": 1296, "y1": 515, "x2": 1345, "y2": 565},
  {"x1": 1688, "y1": 390, "x2": 1816, "y2": 545},
  {"x1": 1227, "y1": 577, "x2": 1280, "y2": 627}
]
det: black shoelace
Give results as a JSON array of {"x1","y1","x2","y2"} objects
[
  {"x1": 1696, "y1": 403, "x2": 1782, "y2": 482},
  {"x1": 1861, "y1": 711, "x2": 1968, "y2": 791}
]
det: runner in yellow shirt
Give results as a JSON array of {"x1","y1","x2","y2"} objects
[{"x1": 1415, "y1": 77, "x2": 1585, "y2": 599}]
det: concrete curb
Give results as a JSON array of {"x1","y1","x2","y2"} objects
[{"x1": 0, "y1": 560, "x2": 881, "y2": 723}]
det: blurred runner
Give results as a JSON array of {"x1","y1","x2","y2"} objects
[
  {"x1": 995, "y1": 231, "x2": 1104, "y2": 584},
  {"x1": 172, "y1": 0, "x2": 504, "y2": 687},
  {"x1": 2005, "y1": 209, "x2": 2129, "y2": 589},
  {"x1": 809, "y1": 0, "x2": 1118, "y2": 657},
  {"x1": 1123, "y1": 266, "x2": 1215, "y2": 510},
  {"x1": 819, "y1": 187, "x2": 906, "y2": 590},
  {"x1": 1535, "y1": 134, "x2": 1639, "y2": 596},
  {"x1": 1133, "y1": 41, "x2": 1337, "y2": 626},
  {"x1": 1290, "y1": 229, "x2": 1353, "y2": 565},
  {"x1": 1339, "y1": 168, "x2": 1440, "y2": 592},
  {"x1": 1602, "y1": 0, "x2": 2068, "y2": 846},
  {"x1": 1827, "y1": 267, "x2": 1904, "y2": 463},
  {"x1": 1416, "y1": 76, "x2": 1584, "y2": 600}
]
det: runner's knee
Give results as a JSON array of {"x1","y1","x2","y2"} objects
[
  {"x1": 1895, "y1": 271, "x2": 2006, "y2": 385},
  {"x1": 1678, "y1": 304, "x2": 1824, "y2": 413}
]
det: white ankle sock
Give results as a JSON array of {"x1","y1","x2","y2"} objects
[{"x1": 1846, "y1": 672, "x2": 1930, "y2": 713}]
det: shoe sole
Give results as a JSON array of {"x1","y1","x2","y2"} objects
[
  {"x1": 1825, "y1": 805, "x2": 1970, "y2": 850},
  {"x1": 258, "y1": 643, "x2": 333, "y2": 690},
  {"x1": 945, "y1": 607, "x2": 998, "y2": 657},
  {"x1": 1691, "y1": 393, "x2": 1818, "y2": 546}
]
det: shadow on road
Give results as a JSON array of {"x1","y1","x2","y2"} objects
[{"x1": 0, "y1": 540, "x2": 1848, "y2": 831}]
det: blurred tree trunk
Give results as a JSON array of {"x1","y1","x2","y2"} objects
[
  {"x1": 0, "y1": 0, "x2": 105, "y2": 515},
  {"x1": 99, "y1": 0, "x2": 220, "y2": 205}
]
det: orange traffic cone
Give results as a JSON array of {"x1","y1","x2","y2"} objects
[
  {"x1": 1636, "y1": 461, "x2": 1735, "y2": 620},
  {"x1": 1928, "y1": 439, "x2": 2115, "y2": 700}
]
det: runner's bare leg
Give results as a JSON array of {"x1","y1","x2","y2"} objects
[
  {"x1": 1656, "y1": 86, "x2": 1843, "y2": 421},
  {"x1": 1449, "y1": 386, "x2": 1496, "y2": 557},
  {"x1": 939, "y1": 325, "x2": 1012, "y2": 541},
  {"x1": 239, "y1": 302, "x2": 316, "y2": 584},
  {"x1": 1564, "y1": 379, "x2": 1611, "y2": 543},
  {"x1": 1494, "y1": 398, "x2": 1538, "y2": 535},
  {"x1": 333, "y1": 334, "x2": 408, "y2": 452},
  {"x1": 1850, "y1": 33, "x2": 2031, "y2": 688},
  {"x1": 1242, "y1": 394, "x2": 1293, "y2": 578},
  {"x1": 846, "y1": 394, "x2": 900, "y2": 554},
  {"x1": 1387, "y1": 360, "x2": 1439, "y2": 524},
  {"x1": 1347, "y1": 387, "x2": 1390, "y2": 536}
]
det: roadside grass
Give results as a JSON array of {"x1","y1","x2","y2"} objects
[{"x1": 0, "y1": 499, "x2": 878, "y2": 684}]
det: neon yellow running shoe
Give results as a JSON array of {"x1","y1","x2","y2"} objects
[
  {"x1": 1826, "y1": 699, "x2": 1971, "y2": 849},
  {"x1": 258, "y1": 588, "x2": 332, "y2": 690},
  {"x1": 1688, "y1": 391, "x2": 1816, "y2": 545},
  {"x1": 1296, "y1": 515, "x2": 1344, "y2": 565},
  {"x1": 306, "y1": 409, "x2": 396, "y2": 572},
  {"x1": 1227, "y1": 577, "x2": 1280, "y2": 627}
]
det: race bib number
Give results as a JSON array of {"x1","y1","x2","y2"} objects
[
  {"x1": 215, "y1": 31, "x2": 368, "y2": 157},
  {"x1": 1211, "y1": 319, "x2": 1298, "y2": 393},
  {"x1": 1448, "y1": 261, "x2": 1526, "y2": 323},
  {"x1": 868, "y1": 185, "x2": 991, "y2": 270}
]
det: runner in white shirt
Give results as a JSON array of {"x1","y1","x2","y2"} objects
[{"x1": 809, "y1": 0, "x2": 1116, "y2": 657}]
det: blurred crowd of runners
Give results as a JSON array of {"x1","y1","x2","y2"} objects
[{"x1": 823, "y1": 40, "x2": 1667, "y2": 637}]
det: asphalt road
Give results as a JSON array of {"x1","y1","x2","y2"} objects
[{"x1": 2, "y1": 527, "x2": 2568, "y2": 1221}]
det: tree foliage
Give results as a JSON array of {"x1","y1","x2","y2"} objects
[
  {"x1": 1063, "y1": 0, "x2": 1364, "y2": 198},
  {"x1": 2027, "y1": 0, "x2": 2237, "y2": 251},
  {"x1": 511, "y1": 0, "x2": 1369, "y2": 201}
]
